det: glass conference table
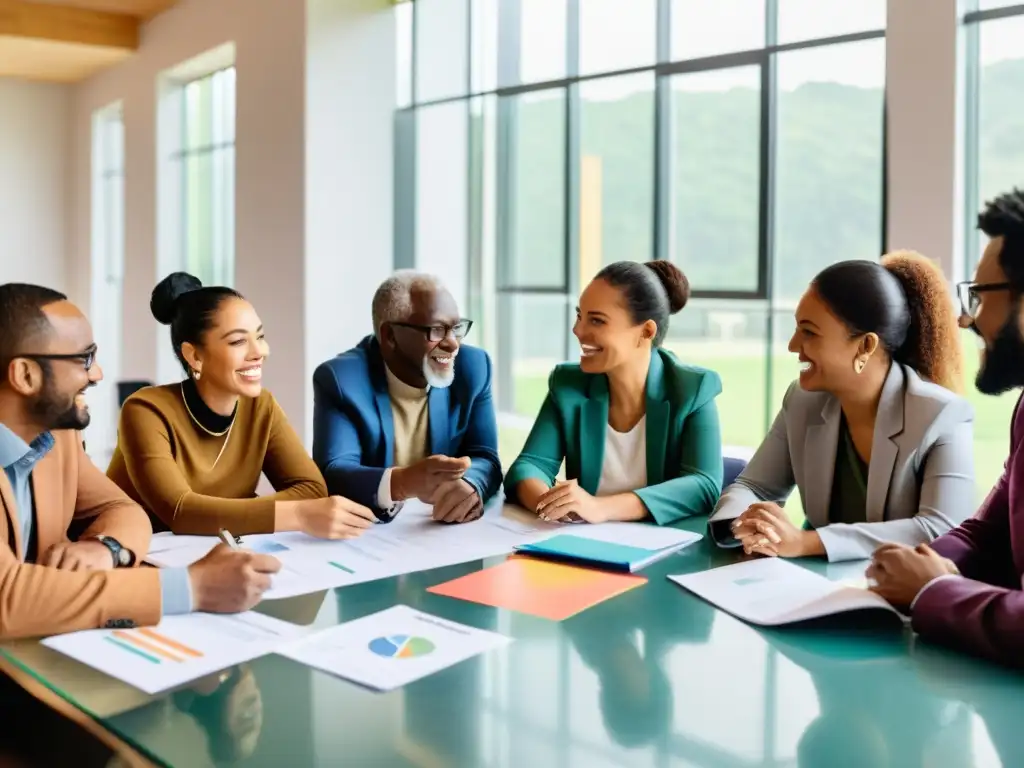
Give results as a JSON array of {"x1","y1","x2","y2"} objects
[{"x1": 2, "y1": 515, "x2": 1023, "y2": 768}]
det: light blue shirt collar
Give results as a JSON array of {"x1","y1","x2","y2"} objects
[{"x1": 0, "y1": 423, "x2": 53, "y2": 470}]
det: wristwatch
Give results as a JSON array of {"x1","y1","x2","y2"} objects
[
  {"x1": 374, "y1": 501, "x2": 404, "y2": 524},
  {"x1": 94, "y1": 535, "x2": 134, "y2": 567}
]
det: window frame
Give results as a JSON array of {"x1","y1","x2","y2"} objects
[
  {"x1": 961, "y1": 1, "x2": 1024, "y2": 275},
  {"x1": 396, "y1": 0, "x2": 888, "y2": 426},
  {"x1": 171, "y1": 65, "x2": 237, "y2": 287}
]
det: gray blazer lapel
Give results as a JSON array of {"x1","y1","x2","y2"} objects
[
  {"x1": 804, "y1": 398, "x2": 841, "y2": 528},
  {"x1": 865, "y1": 363, "x2": 905, "y2": 523}
]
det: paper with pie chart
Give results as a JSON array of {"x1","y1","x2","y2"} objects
[{"x1": 276, "y1": 605, "x2": 511, "y2": 691}]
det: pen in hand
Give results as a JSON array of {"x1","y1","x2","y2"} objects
[{"x1": 218, "y1": 528, "x2": 240, "y2": 551}]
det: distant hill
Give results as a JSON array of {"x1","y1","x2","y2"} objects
[
  {"x1": 481, "y1": 57, "x2": 1024, "y2": 349},
  {"x1": 509, "y1": 80, "x2": 885, "y2": 302},
  {"x1": 979, "y1": 57, "x2": 1024, "y2": 211}
]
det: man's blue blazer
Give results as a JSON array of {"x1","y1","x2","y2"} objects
[{"x1": 312, "y1": 335, "x2": 503, "y2": 514}]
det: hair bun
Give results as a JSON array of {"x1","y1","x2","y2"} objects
[
  {"x1": 645, "y1": 260, "x2": 690, "y2": 314},
  {"x1": 150, "y1": 272, "x2": 203, "y2": 325}
]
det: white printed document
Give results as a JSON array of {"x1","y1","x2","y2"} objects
[
  {"x1": 143, "y1": 502, "x2": 560, "y2": 598},
  {"x1": 42, "y1": 612, "x2": 304, "y2": 694},
  {"x1": 143, "y1": 502, "x2": 701, "y2": 600},
  {"x1": 668, "y1": 558, "x2": 904, "y2": 626},
  {"x1": 145, "y1": 533, "x2": 357, "y2": 600},
  {"x1": 276, "y1": 605, "x2": 511, "y2": 691}
]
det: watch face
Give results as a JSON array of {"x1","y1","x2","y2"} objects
[{"x1": 98, "y1": 536, "x2": 130, "y2": 567}]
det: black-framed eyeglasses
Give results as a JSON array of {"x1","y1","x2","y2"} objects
[
  {"x1": 14, "y1": 345, "x2": 97, "y2": 372},
  {"x1": 957, "y1": 281, "x2": 1011, "y2": 317},
  {"x1": 390, "y1": 320, "x2": 473, "y2": 343}
]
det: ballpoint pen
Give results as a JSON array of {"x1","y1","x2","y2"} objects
[{"x1": 218, "y1": 528, "x2": 241, "y2": 550}]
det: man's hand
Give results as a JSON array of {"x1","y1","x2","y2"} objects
[
  {"x1": 867, "y1": 543, "x2": 959, "y2": 609},
  {"x1": 731, "y1": 503, "x2": 821, "y2": 558},
  {"x1": 39, "y1": 540, "x2": 115, "y2": 571},
  {"x1": 297, "y1": 496, "x2": 376, "y2": 539},
  {"x1": 393, "y1": 455, "x2": 472, "y2": 503},
  {"x1": 535, "y1": 479, "x2": 609, "y2": 524},
  {"x1": 431, "y1": 479, "x2": 483, "y2": 523},
  {"x1": 188, "y1": 544, "x2": 282, "y2": 613}
]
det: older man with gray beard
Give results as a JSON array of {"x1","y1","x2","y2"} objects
[{"x1": 312, "y1": 271, "x2": 502, "y2": 524}]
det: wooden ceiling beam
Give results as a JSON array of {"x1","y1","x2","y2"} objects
[{"x1": 0, "y1": 0, "x2": 138, "y2": 51}]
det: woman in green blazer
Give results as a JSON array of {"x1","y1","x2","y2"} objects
[{"x1": 504, "y1": 260, "x2": 724, "y2": 526}]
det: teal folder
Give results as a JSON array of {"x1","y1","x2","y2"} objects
[{"x1": 514, "y1": 534, "x2": 687, "y2": 573}]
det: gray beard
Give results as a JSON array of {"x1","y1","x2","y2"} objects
[{"x1": 422, "y1": 355, "x2": 455, "y2": 388}]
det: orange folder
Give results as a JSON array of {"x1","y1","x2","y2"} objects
[{"x1": 427, "y1": 555, "x2": 646, "y2": 620}]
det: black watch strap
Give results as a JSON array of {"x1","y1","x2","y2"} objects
[
  {"x1": 95, "y1": 535, "x2": 133, "y2": 567},
  {"x1": 373, "y1": 501, "x2": 404, "y2": 523}
]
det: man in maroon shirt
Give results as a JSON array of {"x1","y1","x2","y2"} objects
[{"x1": 869, "y1": 188, "x2": 1024, "y2": 667}]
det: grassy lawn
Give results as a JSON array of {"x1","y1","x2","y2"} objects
[{"x1": 497, "y1": 333, "x2": 1017, "y2": 520}]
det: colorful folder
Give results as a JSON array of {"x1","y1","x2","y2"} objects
[{"x1": 514, "y1": 532, "x2": 697, "y2": 573}]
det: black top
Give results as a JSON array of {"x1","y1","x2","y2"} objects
[{"x1": 181, "y1": 377, "x2": 236, "y2": 434}]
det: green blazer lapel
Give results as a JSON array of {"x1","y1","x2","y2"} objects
[
  {"x1": 578, "y1": 375, "x2": 608, "y2": 495},
  {"x1": 645, "y1": 350, "x2": 669, "y2": 487}
]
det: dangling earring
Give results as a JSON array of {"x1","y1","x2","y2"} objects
[
  {"x1": 854, "y1": 358, "x2": 866, "y2": 374},
  {"x1": 192, "y1": 369, "x2": 202, "y2": 381}
]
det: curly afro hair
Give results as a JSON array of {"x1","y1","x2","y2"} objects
[{"x1": 880, "y1": 250, "x2": 964, "y2": 393}]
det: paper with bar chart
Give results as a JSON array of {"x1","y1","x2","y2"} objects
[
  {"x1": 41, "y1": 612, "x2": 304, "y2": 694},
  {"x1": 277, "y1": 605, "x2": 511, "y2": 691}
]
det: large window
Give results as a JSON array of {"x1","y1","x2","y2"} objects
[
  {"x1": 397, "y1": 1, "x2": 886, "y2": 469},
  {"x1": 963, "y1": 1, "x2": 1024, "y2": 500},
  {"x1": 173, "y1": 66, "x2": 236, "y2": 286},
  {"x1": 88, "y1": 103, "x2": 125, "y2": 460}
]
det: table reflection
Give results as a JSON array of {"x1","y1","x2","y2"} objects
[
  {"x1": 912, "y1": 641, "x2": 1024, "y2": 767},
  {"x1": 106, "y1": 665, "x2": 264, "y2": 766},
  {"x1": 562, "y1": 576, "x2": 715, "y2": 750},
  {"x1": 763, "y1": 616, "x2": 973, "y2": 768}
]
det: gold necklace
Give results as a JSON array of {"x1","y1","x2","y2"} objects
[{"x1": 180, "y1": 382, "x2": 235, "y2": 437}]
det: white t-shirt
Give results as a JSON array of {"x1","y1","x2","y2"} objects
[{"x1": 596, "y1": 416, "x2": 648, "y2": 496}]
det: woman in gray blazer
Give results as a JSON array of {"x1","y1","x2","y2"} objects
[{"x1": 711, "y1": 251, "x2": 975, "y2": 562}]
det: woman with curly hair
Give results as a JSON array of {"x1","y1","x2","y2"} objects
[{"x1": 710, "y1": 251, "x2": 975, "y2": 562}]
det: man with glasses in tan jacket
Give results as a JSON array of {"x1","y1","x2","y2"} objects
[{"x1": 0, "y1": 282, "x2": 280, "y2": 640}]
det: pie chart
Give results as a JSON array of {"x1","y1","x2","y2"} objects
[{"x1": 368, "y1": 634, "x2": 435, "y2": 659}]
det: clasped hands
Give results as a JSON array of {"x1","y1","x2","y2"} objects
[
  {"x1": 866, "y1": 543, "x2": 959, "y2": 609},
  {"x1": 535, "y1": 479, "x2": 610, "y2": 524},
  {"x1": 729, "y1": 502, "x2": 816, "y2": 557},
  {"x1": 395, "y1": 454, "x2": 483, "y2": 523}
]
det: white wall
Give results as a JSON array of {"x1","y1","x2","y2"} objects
[
  {"x1": 305, "y1": 0, "x2": 396, "y2": 441},
  {"x1": 69, "y1": 0, "x2": 309, "y2": 435},
  {"x1": 65, "y1": 0, "x2": 395, "y2": 447},
  {"x1": 0, "y1": 79, "x2": 69, "y2": 290},
  {"x1": 886, "y1": 0, "x2": 964, "y2": 281}
]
